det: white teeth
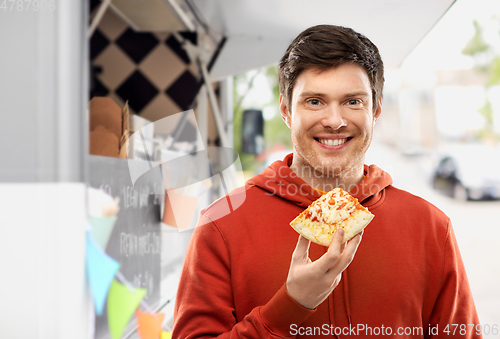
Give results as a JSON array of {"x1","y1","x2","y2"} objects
[{"x1": 319, "y1": 138, "x2": 346, "y2": 146}]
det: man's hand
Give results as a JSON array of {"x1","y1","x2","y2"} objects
[{"x1": 286, "y1": 229, "x2": 362, "y2": 310}]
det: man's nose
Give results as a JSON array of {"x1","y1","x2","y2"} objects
[{"x1": 320, "y1": 105, "x2": 347, "y2": 130}]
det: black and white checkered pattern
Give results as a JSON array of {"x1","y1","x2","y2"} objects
[{"x1": 90, "y1": 4, "x2": 201, "y2": 122}]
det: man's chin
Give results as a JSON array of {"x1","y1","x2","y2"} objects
[
  {"x1": 306, "y1": 160, "x2": 345, "y2": 178},
  {"x1": 292, "y1": 150, "x2": 358, "y2": 179},
  {"x1": 313, "y1": 158, "x2": 362, "y2": 176}
]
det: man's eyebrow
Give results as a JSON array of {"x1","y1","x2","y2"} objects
[
  {"x1": 344, "y1": 91, "x2": 370, "y2": 98},
  {"x1": 297, "y1": 91, "x2": 370, "y2": 98},
  {"x1": 297, "y1": 91, "x2": 327, "y2": 98}
]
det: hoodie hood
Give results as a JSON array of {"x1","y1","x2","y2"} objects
[{"x1": 247, "y1": 153, "x2": 393, "y2": 208}]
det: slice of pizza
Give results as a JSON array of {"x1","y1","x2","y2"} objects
[{"x1": 290, "y1": 187, "x2": 374, "y2": 246}]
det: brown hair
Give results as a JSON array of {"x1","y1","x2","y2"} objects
[{"x1": 278, "y1": 24, "x2": 384, "y2": 113}]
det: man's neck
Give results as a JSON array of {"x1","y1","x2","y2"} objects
[{"x1": 289, "y1": 159, "x2": 365, "y2": 193}]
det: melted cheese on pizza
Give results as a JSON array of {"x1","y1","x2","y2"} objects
[{"x1": 290, "y1": 188, "x2": 374, "y2": 245}]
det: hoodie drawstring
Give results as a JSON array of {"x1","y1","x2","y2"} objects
[
  {"x1": 328, "y1": 261, "x2": 352, "y2": 339},
  {"x1": 344, "y1": 269, "x2": 352, "y2": 326},
  {"x1": 325, "y1": 247, "x2": 352, "y2": 339},
  {"x1": 329, "y1": 291, "x2": 339, "y2": 339}
]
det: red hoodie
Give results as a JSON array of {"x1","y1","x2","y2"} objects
[{"x1": 173, "y1": 154, "x2": 481, "y2": 338}]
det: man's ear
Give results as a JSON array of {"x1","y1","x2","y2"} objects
[
  {"x1": 373, "y1": 98, "x2": 382, "y2": 124},
  {"x1": 280, "y1": 95, "x2": 291, "y2": 129}
]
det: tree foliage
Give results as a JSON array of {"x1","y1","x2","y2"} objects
[
  {"x1": 462, "y1": 20, "x2": 490, "y2": 58},
  {"x1": 232, "y1": 65, "x2": 292, "y2": 171},
  {"x1": 462, "y1": 17, "x2": 500, "y2": 140}
]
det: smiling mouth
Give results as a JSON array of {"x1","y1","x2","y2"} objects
[{"x1": 315, "y1": 137, "x2": 352, "y2": 146}]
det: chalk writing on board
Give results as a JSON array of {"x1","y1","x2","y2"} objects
[
  {"x1": 133, "y1": 271, "x2": 155, "y2": 298},
  {"x1": 120, "y1": 231, "x2": 161, "y2": 257},
  {"x1": 122, "y1": 186, "x2": 148, "y2": 210},
  {"x1": 89, "y1": 155, "x2": 162, "y2": 339}
]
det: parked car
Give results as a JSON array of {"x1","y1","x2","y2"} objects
[{"x1": 432, "y1": 144, "x2": 500, "y2": 201}]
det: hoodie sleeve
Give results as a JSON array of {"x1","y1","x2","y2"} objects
[
  {"x1": 427, "y1": 220, "x2": 482, "y2": 338},
  {"x1": 172, "y1": 214, "x2": 315, "y2": 339}
]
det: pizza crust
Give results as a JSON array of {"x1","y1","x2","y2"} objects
[{"x1": 290, "y1": 188, "x2": 374, "y2": 246}]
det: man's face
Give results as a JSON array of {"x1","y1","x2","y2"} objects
[{"x1": 280, "y1": 63, "x2": 381, "y2": 179}]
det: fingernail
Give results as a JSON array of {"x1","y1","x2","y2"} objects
[{"x1": 337, "y1": 229, "x2": 344, "y2": 236}]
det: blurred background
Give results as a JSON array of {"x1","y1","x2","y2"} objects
[{"x1": 232, "y1": 0, "x2": 500, "y2": 330}]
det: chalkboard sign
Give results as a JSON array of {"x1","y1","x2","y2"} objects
[{"x1": 88, "y1": 155, "x2": 164, "y2": 339}]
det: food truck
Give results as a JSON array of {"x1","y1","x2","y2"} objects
[{"x1": 0, "y1": 0, "x2": 456, "y2": 337}]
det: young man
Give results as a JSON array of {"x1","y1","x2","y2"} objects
[{"x1": 173, "y1": 25, "x2": 481, "y2": 338}]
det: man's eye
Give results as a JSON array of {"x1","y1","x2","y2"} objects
[
  {"x1": 347, "y1": 99, "x2": 359, "y2": 105},
  {"x1": 308, "y1": 99, "x2": 321, "y2": 105}
]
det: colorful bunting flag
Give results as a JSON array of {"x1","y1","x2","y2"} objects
[
  {"x1": 136, "y1": 310, "x2": 165, "y2": 339},
  {"x1": 85, "y1": 232, "x2": 120, "y2": 315},
  {"x1": 107, "y1": 280, "x2": 147, "y2": 339},
  {"x1": 161, "y1": 332, "x2": 172, "y2": 339},
  {"x1": 89, "y1": 215, "x2": 117, "y2": 249}
]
